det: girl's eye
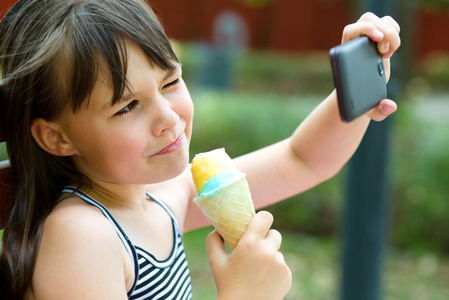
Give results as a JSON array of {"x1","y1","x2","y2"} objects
[
  {"x1": 163, "y1": 78, "x2": 180, "y2": 89},
  {"x1": 115, "y1": 100, "x2": 138, "y2": 117}
]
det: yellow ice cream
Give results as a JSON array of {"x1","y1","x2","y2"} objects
[{"x1": 191, "y1": 148, "x2": 238, "y2": 194}]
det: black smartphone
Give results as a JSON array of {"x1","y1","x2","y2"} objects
[{"x1": 330, "y1": 36, "x2": 387, "y2": 122}]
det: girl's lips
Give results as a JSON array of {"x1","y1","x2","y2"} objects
[{"x1": 155, "y1": 134, "x2": 184, "y2": 155}]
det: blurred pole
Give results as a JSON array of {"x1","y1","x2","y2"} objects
[
  {"x1": 196, "y1": 10, "x2": 248, "y2": 90},
  {"x1": 340, "y1": 0, "x2": 400, "y2": 300}
]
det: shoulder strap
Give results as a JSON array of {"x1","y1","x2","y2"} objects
[
  {"x1": 61, "y1": 186, "x2": 139, "y2": 296},
  {"x1": 146, "y1": 193, "x2": 182, "y2": 235}
]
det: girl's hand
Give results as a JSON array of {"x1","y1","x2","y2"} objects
[
  {"x1": 207, "y1": 211, "x2": 292, "y2": 300},
  {"x1": 341, "y1": 12, "x2": 401, "y2": 122},
  {"x1": 342, "y1": 12, "x2": 400, "y2": 81}
]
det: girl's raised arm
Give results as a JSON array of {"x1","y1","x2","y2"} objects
[{"x1": 234, "y1": 13, "x2": 400, "y2": 210}]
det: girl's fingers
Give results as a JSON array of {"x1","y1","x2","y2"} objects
[
  {"x1": 366, "y1": 99, "x2": 397, "y2": 122},
  {"x1": 265, "y1": 229, "x2": 282, "y2": 251},
  {"x1": 342, "y1": 12, "x2": 401, "y2": 59},
  {"x1": 342, "y1": 22, "x2": 376, "y2": 43},
  {"x1": 240, "y1": 211, "x2": 274, "y2": 242},
  {"x1": 206, "y1": 230, "x2": 227, "y2": 266},
  {"x1": 379, "y1": 16, "x2": 401, "y2": 58},
  {"x1": 238, "y1": 211, "x2": 283, "y2": 253},
  {"x1": 342, "y1": 12, "x2": 386, "y2": 42},
  {"x1": 382, "y1": 15, "x2": 401, "y2": 34}
]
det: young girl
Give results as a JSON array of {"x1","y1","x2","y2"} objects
[{"x1": 0, "y1": 0, "x2": 400, "y2": 299}]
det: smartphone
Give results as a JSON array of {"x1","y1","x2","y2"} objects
[{"x1": 330, "y1": 36, "x2": 387, "y2": 122}]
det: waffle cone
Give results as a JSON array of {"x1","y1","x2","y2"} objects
[{"x1": 193, "y1": 174, "x2": 255, "y2": 250}]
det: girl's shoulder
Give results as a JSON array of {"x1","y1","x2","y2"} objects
[
  {"x1": 38, "y1": 195, "x2": 125, "y2": 264},
  {"x1": 39, "y1": 195, "x2": 127, "y2": 260},
  {"x1": 46, "y1": 195, "x2": 114, "y2": 234},
  {"x1": 31, "y1": 195, "x2": 132, "y2": 298}
]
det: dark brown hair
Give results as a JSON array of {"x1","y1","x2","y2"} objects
[{"x1": 0, "y1": 0, "x2": 178, "y2": 298}]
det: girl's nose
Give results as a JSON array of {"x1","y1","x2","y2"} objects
[{"x1": 151, "y1": 96, "x2": 180, "y2": 136}]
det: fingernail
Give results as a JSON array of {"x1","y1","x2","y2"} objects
[
  {"x1": 383, "y1": 42, "x2": 390, "y2": 54},
  {"x1": 382, "y1": 106, "x2": 394, "y2": 115},
  {"x1": 373, "y1": 29, "x2": 384, "y2": 39},
  {"x1": 384, "y1": 52, "x2": 393, "y2": 59}
]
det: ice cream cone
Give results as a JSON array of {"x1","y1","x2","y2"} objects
[{"x1": 194, "y1": 173, "x2": 255, "y2": 250}]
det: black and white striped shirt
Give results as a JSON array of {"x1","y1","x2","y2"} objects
[{"x1": 62, "y1": 187, "x2": 192, "y2": 300}]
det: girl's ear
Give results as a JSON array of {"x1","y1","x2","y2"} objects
[{"x1": 30, "y1": 118, "x2": 77, "y2": 156}]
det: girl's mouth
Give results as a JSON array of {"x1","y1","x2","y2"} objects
[{"x1": 155, "y1": 134, "x2": 184, "y2": 155}]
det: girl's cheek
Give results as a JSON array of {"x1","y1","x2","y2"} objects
[
  {"x1": 183, "y1": 91, "x2": 195, "y2": 120},
  {"x1": 174, "y1": 89, "x2": 194, "y2": 125}
]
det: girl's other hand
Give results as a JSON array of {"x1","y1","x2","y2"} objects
[
  {"x1": 341, "y1": 13, "x2": 400, "y2": 122},
  {"x1": 341, "y1": 12, "x2": 401, "y2": 82},
  {"x1": 365, "y1": 98, "x2": 397, "y2": 122},
  {"x1": 207, "y1": 211, "x2": 292, "y2": 300}
]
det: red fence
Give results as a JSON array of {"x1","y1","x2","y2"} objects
[
  {"x1": 415, "y1": 8, "x2": 449, "y2": 59},
  {"x1": 150, "y1": 0, "x2": 350, "y2": 52},
  {"x1": 0, "y1": 0, "x2": 16, "y2": 19},
  {"x1": 1, "y1": 0, "x2": 448, "y2": 60}
]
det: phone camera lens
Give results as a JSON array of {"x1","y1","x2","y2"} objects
[{"x1": 378, "y1": 59, "x2": 384, "y2": 76}]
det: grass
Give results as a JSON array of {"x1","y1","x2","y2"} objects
[{"x1": 183, "y1": 228, "x2": 449, "y2": 300}]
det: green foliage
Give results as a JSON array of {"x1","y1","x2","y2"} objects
[
  {"x1": 0, "y1": 143, "x2": 7, "y2": 161},
  {"x1": 189, "y1": 88, "x2": 317, "y2": 157},
  {"x1": 390, "y1": 99, "x2": 449, "y2": 253},
  {"x1": 177, "y1": 42, "x2": 334, "y2": 96},
  {"x1": 180, "y1": 36, "x2": 449, "y2": 253},
  {"x1": 418, "y1": 55, "x2": 449, "y2": 92},
  {"x1": 189, "y1": 86, "x2": 449, "y2": 254},
  {"x1": 189, "y1": 89, "x2": 345, "y2": 236},
  {"x1": 234, "y1": 51, "x2": 334, "y2": 95},
  {"x1": 184, "y1": 228, "x2": 449, "y2": 299},
  {"x1": 190, "y1": 90, "x2": 340, "y2": 235}
]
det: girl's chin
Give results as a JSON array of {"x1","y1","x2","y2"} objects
[{"x1": 155, "y1": 159, "x2": 190, "y2": 183}]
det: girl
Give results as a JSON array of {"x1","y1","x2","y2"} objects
[{"x1": 0, "y1": 0, "x2": 400, "y2": 299}]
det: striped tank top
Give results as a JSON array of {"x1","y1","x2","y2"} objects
[{"x1": 61, "y1": 187, "x2": 192, "y2": 300}]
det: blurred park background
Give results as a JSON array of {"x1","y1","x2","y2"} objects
[
  {"x1": 1, "y1": 0, "x2": 449, "y2": 299},
  {"x1": 147, "y1": 0, "x2": 449, "y2": 299}
]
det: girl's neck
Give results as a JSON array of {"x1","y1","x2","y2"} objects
[{"x1": 83, "y1": 182, "x2": 149, "y2": 211}]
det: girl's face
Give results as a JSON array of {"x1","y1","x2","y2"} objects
[{"x1": 59, "y1": 41, "x2": 194, "y2": 186}]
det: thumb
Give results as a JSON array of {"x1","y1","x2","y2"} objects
[
  {"x1": 366, "y1": 99, "x2": 397, "y2": 121},
  {"x1": 206, "y1": 230, "x2": 227, "y2": 268}
]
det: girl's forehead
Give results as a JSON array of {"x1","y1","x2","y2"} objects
[
  {"x1": 64, "y1": 32, "x2": 178, "y2": 114},
  {"x1": 85, "y1": 43, "x2": 181, "y2": 112}
]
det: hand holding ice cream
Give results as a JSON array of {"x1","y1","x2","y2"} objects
[{"x1": 207, "y1": 211, "x2": 292, "y2": 300}]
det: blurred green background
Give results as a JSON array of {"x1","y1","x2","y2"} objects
[{"x1": 174, "y1": 22, "x2": 449, "y2": 300}]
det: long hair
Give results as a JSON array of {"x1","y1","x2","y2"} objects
[{"x1": 0, "y1": 0, "x2": 178, "y2": 298}]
